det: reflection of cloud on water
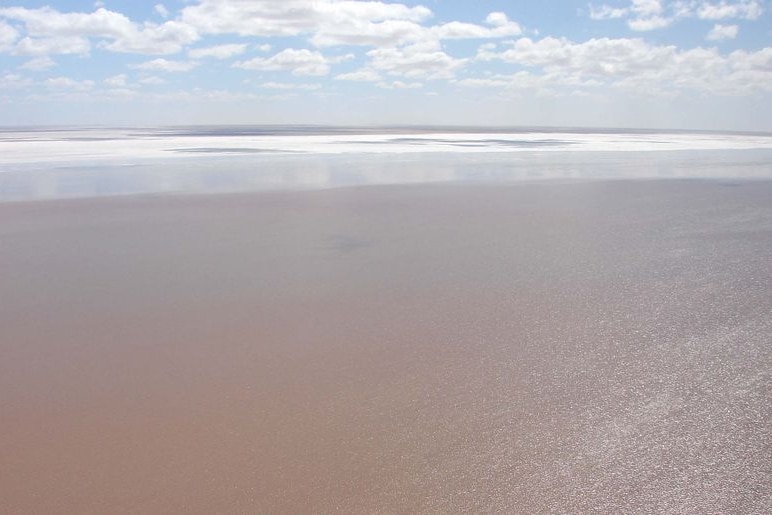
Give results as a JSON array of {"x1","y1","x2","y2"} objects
[{"x1": 2, "y1": 150, "x2": 771, "y2": 202}]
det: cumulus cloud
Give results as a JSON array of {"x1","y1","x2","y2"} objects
[
  {"x1": 104, "y1": 20, "x2": 197, "y2": 54},
  {"x1": 233, "y1": 48, "x2": 344, "y2": 76},
  {"x1": 0, "y1": 0, "x2": 527, "y2": 74},
  {"x1": 0, "y1": 6, "x2": 198, "y2": 55},
  {"x1": 131, "y1": 58, "x2": 199, "y2": 72},
  {"x1": 309, "y1": 19, "x2": 425, "y2": 47},
  {"x1": 19, "y1": 56, "x2": 56, "y2": 70},
  {"x1": 696, "y1": 1, "x2": 763, "y2": 20},
  {"x1": 46, "y1": 76, "x2": 94, "y2": 91},
  {"x1": 628, "y1": 0, "x2": 673, "y2": 30},
  {"x1": 154, "y1": 4, "x2": 169, "y2": 19},
  {"x1": 476, "y1": 36, "x2": 772, "y2": 96},
  {"x1": 178, "y1": 0, "x2": 525, "y2": 49},
  {"x1": 334, "y1": 69, "x2": 382, "y2": 81},
  {"x1": 588, "y1": 0, "x2": 764, "y2": 30},
  {"x1": 0, "y1": 19, "x2": 18, "y2": 49},
  {"x1": 431, "y1": 13, "x2": 522, "y2": 40},
  {"x1": 366, "y1": 41, "x2": 467, "y2": 79},
  {"x1": 0, "y1": 0, "x2": 769, "y2": 124},
  {"x1": 14, "y1": 36, "x2": 90, "y2": 56},
  {"x1": 707, "y1": 23, "x2": 739, "y2": 40},
  {"x1": 628, "y1": 15, "x2": 672, "y2": 30},
  {"x1": 589, "y1": 5, "x2": 629, "y2": 19},
  {"x1": 188, "y1": 43, "x2": 247, "y2": 59},
  {"x1": 180, "y1": 0, "x2": 431, "y2": 38}
]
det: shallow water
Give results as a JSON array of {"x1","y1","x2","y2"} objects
[
  {"x1": 1, "y1": 180, "x2": 770, "y2": 512},
  {"x1": 0, "y1": 149, "x2": 770, "y2": 202}
]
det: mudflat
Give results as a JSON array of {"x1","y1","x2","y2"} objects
[{"x1": 1, "y1": 180, "x2": 770, "y2": 512}]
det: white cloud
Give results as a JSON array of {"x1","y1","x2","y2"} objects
[
  {"x1": 696, "y1": 1, "x2": 763, "y2": 20},
  {"x1": 46, "y1": 76, "x2": 94, "y2": 91},
  {"x1": 431, "y1": 13, "x2": 522, "y2": 40},
  {"x1": 0, "y1": 0, "x2": 527, "y2": 67},
  {"x1": 728, "y1": 46, "x2": 772, "y2": 70},
  {"x1": 334, "y1": 69, "x2": 382, "y2": 81},
  {"x1": 0, "y1": 20, "x2": 18, "y2": 49},
  {"x1": 627, "y1": 0, "x2": 672, "y2": 30},
  {"x1": 138, "y1": 75, "x2": 166, "y2": 85},
  {"x1": 707, "y1": 23, "x2": 739, "y2": 40},
  {"x1": 309, "y1": 19, "x2": 425, "y2": 47},
  {"x1": 366, "y1": 41, "x2": 467, "y2": 79},
  {"x1": 485, "y1": 12, "x2": 510, "y2": 27},
  {"x1": 259, "y1": 82, "x2": 322, "y2": 90},
  {"x1": 180, "y1": 0, "x2": 431, "y2": 39},
  {"x1": 0, "y1": 6, "x2": 131, "y2": 38},
  {"x1": 588, "y1": 0, "x2": 763, "y2": 29},
  {"x1": 19, "y1": 56, "x2": 56, "y2": 70},
  {"x1": 131, "y1": 58, "x2": 199, "y2": 72},
  {"x1": 100, "y1": 87, "x2": 137, "y2": 98},
  {"x1": 630, "y1": 0, "x2": 665, "y2": 18},
  {"x1": 0, "y1": 73, "x2": 32, "y2": 89},
  {"x1": 310, "y1": 10, "x2": 523, "y2": 48},
  {"x1": 14, "y1": 36, "x2": 90, "y2": 56},
  {"x1": 377, "y1": 80, "x2": 423, "y2": 89},
  {"x1": 154, "y1": 4, "x2": 169, "y2": 19},
  {"x1": 188, "y1": 43, "x2": 247, "y2": 59},
  {"x1": 102, "y1": 20, "x2": 198, "y2": 54},
  {"x1": 476, "y1": 36, "x2": 772, "y2": 96},
  {"x1": 589, "y1": 5, "x2": 629, "y2": 19},
  {"x1": 233, "y1": 48, "x2": 336, "y2": 76},
  {"x1": 0, "y1": 6, "x2": 198, "y2": 55},
  {"x1": 628, "y1": 15, "x2": 672, "y2": 30},
  {"x1": 456, "y1": 70, "x2": 571, "y2": 95},
  {"x1": 455, "y1": 77, "x2": 510, "y2": 88},
  {"x1": 104, "y1": 73, "x2": 128, "y2": 87},
  {"x1": 0, "y1": 0, "x2": 769, "y2": 129},
  {"x1": 179, "y1": 0, "x2": 523, "y2": 49}
]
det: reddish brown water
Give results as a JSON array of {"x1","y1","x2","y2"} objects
[{"x1": 1, "y1": 181, "x2": 771, "y2": 512}]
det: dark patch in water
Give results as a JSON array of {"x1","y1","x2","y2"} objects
[{"x1": 323, "y1": 234, "x2": 370, "y2": 254}]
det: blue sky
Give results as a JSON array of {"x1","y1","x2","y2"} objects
[{"x1": 0, "y1": 0, "x2": 770, "y2": 130}]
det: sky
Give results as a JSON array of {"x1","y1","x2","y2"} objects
[{"x1": 0, "y1": 0, "x2": 770, "y2": 130}]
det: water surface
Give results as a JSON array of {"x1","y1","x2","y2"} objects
[{"x1": 1, "y1": 180, "x2": 770, "y2": 512}]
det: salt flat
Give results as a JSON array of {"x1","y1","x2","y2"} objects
[{"x1": 1, "y1": 127, "x2": 771, "y2": 167}]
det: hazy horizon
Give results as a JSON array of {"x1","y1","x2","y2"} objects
[{"x1": 1, "y1": 123, "x2": 772, "y2": 135}]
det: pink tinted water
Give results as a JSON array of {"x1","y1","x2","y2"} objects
[{"x1": 1, "y1": 181, "x2": 770, "y2": 512}]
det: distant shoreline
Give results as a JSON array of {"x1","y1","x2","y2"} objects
[{"x1": 1, "y1": 124, "x2": 771, "y2": 137}]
